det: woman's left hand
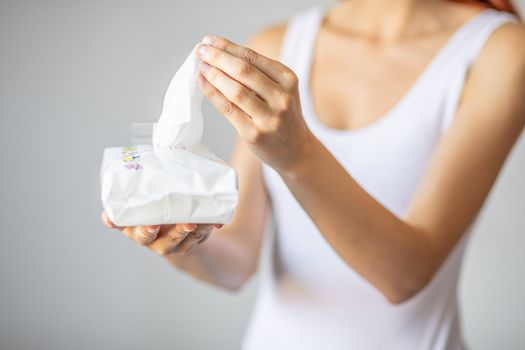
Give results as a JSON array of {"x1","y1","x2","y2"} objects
[{"x1": 195, "y1": 35, "x2": 316, "y2": 176}]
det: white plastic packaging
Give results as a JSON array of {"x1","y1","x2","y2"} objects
[{"x1": 100, "y1": 45, "x2": 239, "y2": 226}]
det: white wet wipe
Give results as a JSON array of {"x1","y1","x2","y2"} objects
[{"x1": 100, "y1": 45, "x2": 239, "y2": 226}]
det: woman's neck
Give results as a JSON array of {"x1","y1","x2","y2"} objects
[{"x1": 327, "y1": 0, "x2": 468, "y2": 43}]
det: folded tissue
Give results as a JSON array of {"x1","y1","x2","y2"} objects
[{"x1": 100, "y1": 45, "x2": 239, "y2": 226}]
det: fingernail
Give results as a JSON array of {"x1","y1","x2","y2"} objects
[
  {"x1": 146, "y1": 227, "x2": 160, "y2": 234},
  {"x1": 198, "y1": 44, "x2": 208, "y2": 56},
  {"x1": 184, "y1": 224, "x2": 197, "y2": 232},
  {"x1": 202, "y1": 35, "x2": 214, "y2": 45},
  {"x1": 199, "y1": 62, "x2": 210, "y2": 73}
]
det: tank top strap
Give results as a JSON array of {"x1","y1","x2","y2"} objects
[
  {"x1": 457, "y1": 9, "x2": 518, "y2": 65},
  {"x1": 440, "y1": 8, "x2": 519, "y2": 133}
]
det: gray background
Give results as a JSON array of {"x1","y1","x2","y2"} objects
[{"x1": 1, "y1": 0, "x2": 524, "y2": 349}]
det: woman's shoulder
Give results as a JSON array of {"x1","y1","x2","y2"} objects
[
  {"x1": 485, "y1": 20, "x2": 525, "y2": 58},
  {"x1": 246, "y1": 22, "x2": 288, "y2": 61},
  {"x1": 458, "y1": 18, "x2": 525, "y2": 128},
  {"x1": 474, "y1": 19, "x2": 525, "y2": 81},
  {"x1": 451, "y1": 1, "x2": 525, "y2": 60}
]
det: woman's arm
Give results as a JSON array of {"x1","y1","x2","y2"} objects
[
  {"x1": 162, "y1": 135, "x2": 269, "y2": 290},
  {"x1": 195, "y1": 23, "x2": 525, "y2": 303}
]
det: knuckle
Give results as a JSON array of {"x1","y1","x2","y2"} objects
[
  {"x1": 237, "y1": 62, "x2": 252, "y2": 77},
  {"x1": 206, "y1": 66, "x2": 218, "y2": 82},
  {"x1": 232, "y1": 87, "x2": 247, "y2": 104},
  {"x1": 209, "y1": 46, "x2": 222, "y2": 62},
  {"x1": 283, "y1": 69, "x2": 298, "y2": 87},
  {"x1": 219, "y1": 100, "x2": 234, "y2": 116},
  {"x1": 278, "y1": 92, "x2": 293, "y2": 111},
  {"x1": 242, "y1": 49, "x2": 258, "y2": 65},
  {"x1": 214, "y1": 36, "x2": 229, "y2": 49},
  {"x1": 207, "y1": 85, "x2": 220, "y2": 99}
]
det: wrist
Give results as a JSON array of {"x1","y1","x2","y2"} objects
[
  {"x1": 278, "y1": 131, "x2": 323, "y2": 182},
  {"x1": 164, "y1": 247, "x2": 196, "y2": 268}
]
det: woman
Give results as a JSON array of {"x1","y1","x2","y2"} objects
[{"x1": 102, "y1": 0, "x2": 525, "y2": 348}]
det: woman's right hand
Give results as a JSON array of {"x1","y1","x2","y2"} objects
[{"x1": 101, "y1": 210, "x2": 223, "y2": 256}]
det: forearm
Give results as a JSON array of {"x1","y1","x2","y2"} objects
[
  {"x1": 278, "y1": 134, "x2": 438, "y2": 303},
  {"x1": 163, "y1": 225, "x2": 257, "y2": 291}
]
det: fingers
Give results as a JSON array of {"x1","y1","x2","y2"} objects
[
  {"x1": 201, "y1": 35, "x2": 296, "y2": 88},
  {"x1": 193, "y1": 224, "x2": 215, "y2": 234},
  {"x1": 136, "y1": 226, "x2": 160, "y2": 245},
  {"x1": 118, "y1": 226, "x2": 160, "y2": 246},
  {"x1": 196, "y1": 43, "x2": 280, "y2": 101},
  {"x1": 198, "y1": 61, "x2": 270, "y2": 119},
  {"x1": 101, "y1": 214, "x2": 220, "y2": 257},
  {"x1": 179, "y1": 223, "x2": 198, "y2": 233},
  {"x1": 196, "y1": 72, "x2": 257, "y2": 140},
  {"x1": 190, "y1": 224, "x2": 215, "y2": 246},
  {"x1": 147, "y1": 224, "x2": 192, "y2": 256},
  {"x1": 167, "y1": 223, "x2": 195, "y2": 241},
  {"x1": 173, "y1": 233, "x2": 199, "y2": 254},
  {"x1": 196, "y1": 231, "x2": 211, "y2": 244},
  {"x1": 101, "y1": 211, "x2": 161, "y2": 246},
  {"x1": 170, "y1": 224, "x2": 216, "y2": 254},
  {"x1": 154, "y1": 223, "x2": 198, "y2": 255},
  {"x1": 174, "y1": 230, "x2": 209, "y2": 254}
]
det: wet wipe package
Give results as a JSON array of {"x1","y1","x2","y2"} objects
[{"x1": 100, "y1": 45, "x2": 239, "y2": 226}]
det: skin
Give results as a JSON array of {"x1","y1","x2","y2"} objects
[{"x1": 102, "y1": 0, "x2": 525, "y2": 303}]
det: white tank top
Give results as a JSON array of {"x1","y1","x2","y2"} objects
[{"x1": 242, "y1": 5, "x2": 517, "y2": 350}]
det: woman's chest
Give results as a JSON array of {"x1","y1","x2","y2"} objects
[{"x1": 309, "y1": 30, "x2": 456, "y2": 131}]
